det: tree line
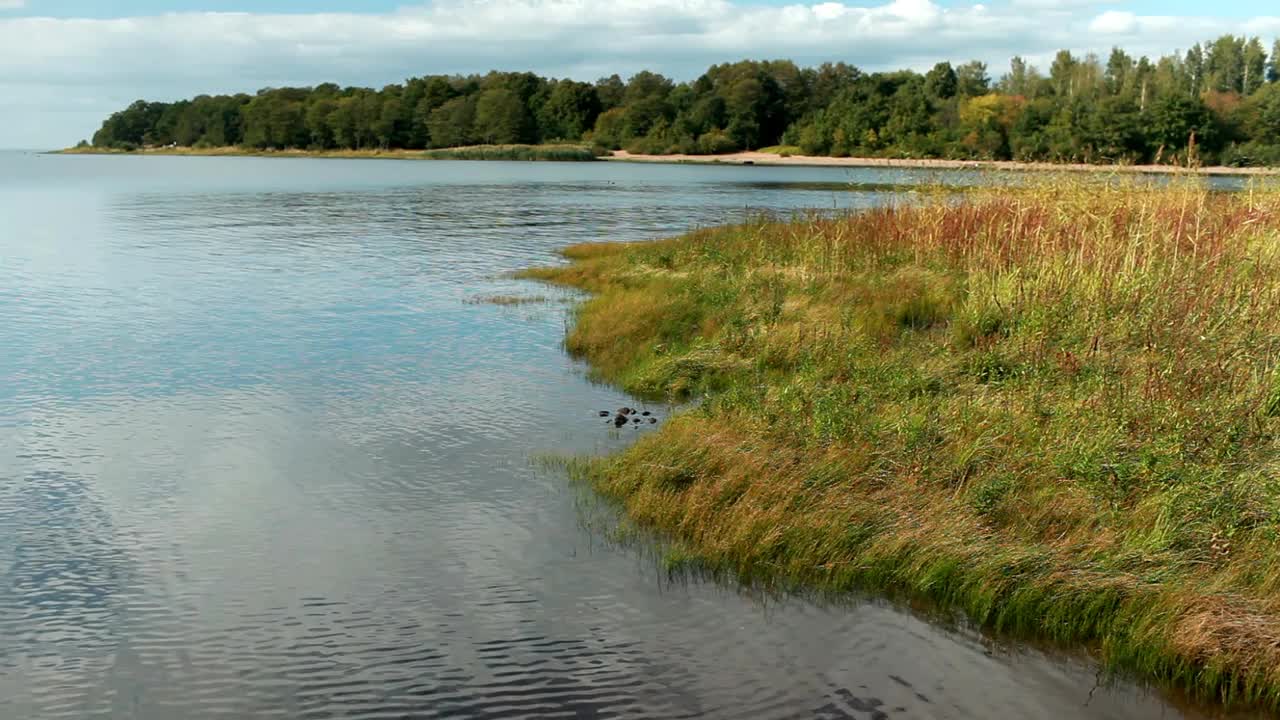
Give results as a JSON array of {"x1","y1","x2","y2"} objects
[{"x1": 88, "y1": 36, "x2": 1280, "y2": 166}]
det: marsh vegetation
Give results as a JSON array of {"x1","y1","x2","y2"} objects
[{"x1": 523, "y1": 176, "x2": 1280, "y2": 710}]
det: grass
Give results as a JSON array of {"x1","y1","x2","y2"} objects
[
  {"x1": 521, "y1": 176, "x2": 1280, "y2": 712},
  {"x1": 419, "y1": 144, "x2": 597, "y2": 161},
  {"x1": 757, "y1": 145, "x2": 803, "y2": 157},
  {"x1": 57, "y1": 144, "x2": 599, "y2": 162}
]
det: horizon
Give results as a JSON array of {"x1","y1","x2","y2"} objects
[{"x1": 3, "y1": 0, "x2": 1280, "y2": 148}]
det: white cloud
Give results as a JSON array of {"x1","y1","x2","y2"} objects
[
  {"x1": 1089, "y1": 10, "x2": 1138, "y2": 34},
  {"x1": 1009, "y1": 0, "x2": 1103, "y2": 9},
  {"x1": 1, "y1": 0, "x2": 1279, "y2": 147}
]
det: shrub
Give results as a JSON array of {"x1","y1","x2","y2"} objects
[{"x1": 696, "y1": 130, "x2": 740, "y2": 155}]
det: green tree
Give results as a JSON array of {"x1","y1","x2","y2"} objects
[
  {"x1": 1105, "y1": 48, "x2": 1133, "y2": 96},
  {"x1": 595, "y1": 75, "x2": 626, "y2": 110},
  {"x1": 374, "y1": 96, "x2": 403, "y2": 148},
  {"x1": 624, "y1": 71, "x2": 673, "y2": 105},
  {"x1": 407, "y1": 78, "x2": 458, "y2": 148},
  {"x1": 1084, "y1": 96, "x2": 1145, "y2": 160},
  {"x1": 1186, "y1": 44, "x2": 1206, "y2": 96},
  {"x1": 924, "y1": 61, "x2": 958, "y2": 100},
  {"x1": 1243, "y1": 37, "x2": 1267, "y2": 94},
  {"x1": 724, "y1": 76, "x2": 766, "y2": 148},
  {"x1": 537, "y1": 81, "x2": 601, "y2": 140},
  {"x1": 473, "y1": 88, "x2": 533, "y2": 144},
  {"x1": 1008, "y1": 98, "x2": 1054, "y2": 159},
  {"x1": 806, "y1": 62, "x2": 861, "y2": 109},
  {"x1": 1146, "y1": 94, "x2": 1217, "y2": 161},
  {"x1": 1270, "y1": 40, "x2": 1280, "y2": 83},
  {"x1": 83, "y1": 46, "x2": 1280, "y2": 165},
  {"x1": 1206, "y1": 35, "x2": 1244, "y2": 93},
  {"x1": 590, "y1": 107, "x2": 627, "y2": 148},
  {"x1": 1134, "y1": 57, "x2": 1155, "y2": 111},
  {"x1": 242, "y1": 91, "x2": 307, "y2": 149},
  {"x1": 428, "y1": 96, "x2": 477, "y2": 148},
  {"x1": 955, "y1": 61, "x2": 990, "y2": 97},
  {"x1": 327, "y1": 96, "x2": 358, "y2": 149},
  {"x1": 1000, "y1": 56, "x2": 1041, "y2": 97},
  {"x1": 173, "y1": 98, "x2": 208, "y2": 146},
  {"x1": 882, "y1": 77, "x2": 933, "y2": 152},
  {"x1": 1049, "y1": 50, "x2": 1078, "y2": 98},
  {"x1": 682, "y1": 95, "x2": 727, "y2": 138},
  {"x1": 1243, "y1": 83, "x2": 1280, "y2": 136},
  {"x1": 306, "y1": 98, "x2": 338, "y2": 148},
  {"x1": 92, "y1": 100, "x2": 168, "y2": 148}
]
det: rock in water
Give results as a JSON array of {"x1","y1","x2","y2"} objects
[
  {"x1": 598, "y1": 410, "x2": 610, "y2": 417},
  {"x1": 613, "y1": 414, "x2": 629, "y2": 428},
  {"x1": 641, "y1": 411, "x2": 651, "y2": 417}
]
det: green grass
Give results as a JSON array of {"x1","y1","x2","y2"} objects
[
  {"x1": 757, "y1": 145, "x2": 803, "y2": 156},
  {"x1": 419, "y1": 144, "x2": 598, "y2": 161},
  {"x1": 522, "y1": 176, "x2": 1280, "y2": 712}
]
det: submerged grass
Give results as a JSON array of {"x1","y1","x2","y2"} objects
[
  {"x1": 465, "y1": 294, "x2": 555, "y2": 306},
  {"x1": 522, "y1": 175, "x2": 1280, "y2": 711}
]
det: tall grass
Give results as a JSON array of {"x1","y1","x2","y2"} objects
[{"x1": 522, "y1": 176, "x2": 1280, "y2": 711}]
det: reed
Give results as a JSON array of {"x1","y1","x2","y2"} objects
[{"x1": 522, "y1": 175, "x2": 1280, "y2": 711}]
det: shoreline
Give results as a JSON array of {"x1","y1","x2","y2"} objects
[
  {"x1": 55, "y1": 146, "x2": 430, "y2": 160},
  {"x1": 52, "y1": 144, "x2": 597, "y2": 162},
  {"x1": 521, "y1": 181, "x2": 1280, "y2": 713},
  {"x1": 604, "y1": 150, "x2": 1280, "y2": 177},
  {"x1": 53, "y1": 145, "x2": 1279, "y2": 176}
]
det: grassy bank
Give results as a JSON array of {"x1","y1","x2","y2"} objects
[
  {"x1": 419, "y1": 144, "x2": 598, "y2": 161},
  {"x1": 522, "y1": 178, "x2": 1280, "y2": 711},
  {"x1": 56, "y1": 144, "x2": 598, "y2": 162}
]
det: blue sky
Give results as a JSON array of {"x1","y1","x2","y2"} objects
[
  {"x1": 2, "y1": 0, "x2": 1279, "y2": 148},
  {"x1": 5, "y1": 0, "x2": 1275, "y2": 17}
]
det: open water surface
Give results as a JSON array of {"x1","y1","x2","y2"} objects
[{"x1": 0, "y1": 153, "x2": 1235, "y2": 718}]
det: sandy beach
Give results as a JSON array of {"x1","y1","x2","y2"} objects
[{"x1": 604, "y1": 150, "x2": 1279, "y2": 176}]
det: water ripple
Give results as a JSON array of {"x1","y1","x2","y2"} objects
[{"x1": 0, "y1": 154, "x2": 1226, "y2": 719}]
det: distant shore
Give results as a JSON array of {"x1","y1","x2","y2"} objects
[
  {"x1": 54, "y1": 145, "x2": 1279, "y2": 176},
  {"x1": 54, "y1": 144, "x2": 598, "y2": 162},
  {"x1": 56, "y1": 146, "x2": 426, "y2": 160},
  {"x1": 603, "y1": 150, "x2": 1280, "y2": 176}
]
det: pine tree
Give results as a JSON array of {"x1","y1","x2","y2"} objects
[{"x1": 1243, "y1": 38, "x2": 1267, "y2": 94}]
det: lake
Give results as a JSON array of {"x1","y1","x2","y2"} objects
[{"x1": 0, "y1": 153, "x2": 1231, "y2": 719}]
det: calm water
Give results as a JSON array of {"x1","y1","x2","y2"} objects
[{"x1": 0, "y1": 153, "x2": 1225, "y2": 719}]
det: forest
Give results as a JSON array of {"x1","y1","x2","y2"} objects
[{"x1": 87, "y1": 36, "x2": 1280, "y2": 166}]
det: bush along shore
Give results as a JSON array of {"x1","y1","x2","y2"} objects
[
  {"x1": 57, "y1": 143, "x2": 600, "y2": 162},
  {"x1": 521, "y1": 177, "x2": 1280, "y2": 711}
]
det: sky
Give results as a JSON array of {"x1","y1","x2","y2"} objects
[{"x1": 2, "y1": 0, "x2": 1279, "y2": 148}]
